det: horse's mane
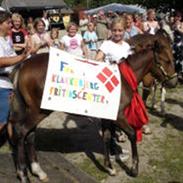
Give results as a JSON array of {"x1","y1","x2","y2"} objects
[
  {"x1": 126, "y1": 46, "x2": 153, "y2": 63},
  {"x1": 155, "y1": 28, "x2": 172, "y2": 43},
  {"x1": 127, "y1": 28, "x2": 172, "y2": 54},
  {"x1": 128, "y1": 34, "x2": 155, "y2": 53}
]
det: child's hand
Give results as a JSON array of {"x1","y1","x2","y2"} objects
[{"x1": 21, "y1": 46, "x2": 32, "y2": 59}]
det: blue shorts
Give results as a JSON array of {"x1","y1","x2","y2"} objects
[{"x1": 0, "y1": 88, "x2": 12, "y2": 124}]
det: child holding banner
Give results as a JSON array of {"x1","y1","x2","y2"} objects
[
  {"x1": 95, "y1": 17, "x2": 132, "y2": 162},
  {"x1": 59, "y1": 22, "x2": 88, "y2": 58},
  {"x1": 95, "y1": 17, "x2": 131, "y2": 63}
]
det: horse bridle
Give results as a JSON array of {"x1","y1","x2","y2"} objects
[{"x1": 152, "y1": 47, "x2": 177, "y2": 82}]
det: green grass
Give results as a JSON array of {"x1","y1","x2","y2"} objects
[
  {"x1": 148, "y1": 134, "x2": 182, "y2": 183},
  {"x1": 126, "y1": 175, "x2": 154, "y2": 183},
  {"x1": 77, "y1": 157, "x2": 108, "y2": 182},
  {"x1": 0, "y1": 143, "x2": 11, "y2": 153}
]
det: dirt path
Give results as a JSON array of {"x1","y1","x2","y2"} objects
[
  {"x1": 0, "y1": 84, "x2": 182, "y2": 183},
  {"x1": 37, "y1": 84, "x2": 183, "y2": 183}
]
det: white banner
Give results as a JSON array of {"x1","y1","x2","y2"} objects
[{"x1": 41, "y1": 47, "x2": 121, "y2": 120}]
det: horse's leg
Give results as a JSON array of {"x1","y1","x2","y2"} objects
[
  {"x1": 142, "y1": 75, "x2": 155, "y2": 135},
  {"x1": 115, "y1": 117, "x2": 138, "y2": 177},
  {"x1": 26, "y1": 131, "x2": 48, "y2": 181},
  {"x1": 14, "y1": 110, "x2": 46, "y2": 183},
  {"x1": 160, "y1": 85, "x2": 166, "y2": 115},
  {"x1": 142, "y1": 86, "x2": 151, "y2": 106},
  {"x1": 101, "y1": 119, "x2": 116, "y2": 175},
  {"x1": 151, "y1": 82, "x2": 158, "y2": 109},
  {"x1": 14, "y1": 124, "x2": 30, "y2": 183}
]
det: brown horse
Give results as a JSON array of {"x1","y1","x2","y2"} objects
[
  {"x1": 5, "y1": 30, "x2": 177, "y2": 183},
  {"x1": 128, "y1": 29, "x2": 178, "y2": 114}
]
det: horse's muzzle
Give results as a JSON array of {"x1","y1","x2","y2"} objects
[{"x1": 164, "y1": 75, "x2": 178, "y2": 88}]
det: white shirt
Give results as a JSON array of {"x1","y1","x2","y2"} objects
[
  {"x1": 0, "y1": 36, "x2": 16, "y2": 89},
  {"x1": 143, "y1": 21, "x2": 159, "y2": 35},
  {"x1": 99, "y1": 40, "x2": 131, "y2": 64},
  {"x1": 60, "y1": 34, "x2": 83, "y2": 57}
]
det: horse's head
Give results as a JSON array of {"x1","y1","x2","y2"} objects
[
  {"x1": 128, "y1": 33, "x2": 155, "y2": 53},
  {"x1": 151, "y1": 29, "x2": 177, "y2": 88}
]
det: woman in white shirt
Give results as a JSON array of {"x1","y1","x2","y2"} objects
[{"x1": 143, "y1": 9, "x2": 160, "y2": 35}]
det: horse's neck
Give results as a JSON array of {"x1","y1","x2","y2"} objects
[{"x1": 128, "y1": 50, "x2": 154, "y2": 83}]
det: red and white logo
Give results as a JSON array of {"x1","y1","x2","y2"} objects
[{"x1": 97, "y1": 67, "x2": 119, "y2": 93}]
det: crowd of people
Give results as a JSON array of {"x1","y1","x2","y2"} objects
[{"x1": 0, "y1": 7, "x2": 183, "y2": 152}]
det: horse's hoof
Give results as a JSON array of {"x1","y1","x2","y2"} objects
[
  {"x1": 130, "y1": 167, "x2": 138, "y2": 177},
  {"x1": 20, "y1": 177, "x2": 31, "y2": 183},
  {"x1": 17, "y1": 170, "x2": 31, "y2": 183},
  {"x1": 31, "y1": 162, "x2": 48, "y2": 181},
  {"x1": 40, "y1": 176, "x2": 49, "y2": 182},
  {"x1": 143, "y1": 125, "x2": 152, "y2": 135},
  {"x1": 106, "y1": 167, "x2": 116, "y2": 176}
]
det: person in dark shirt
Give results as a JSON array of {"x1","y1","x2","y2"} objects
[{"x1": 10, "y1": 13, "x2": 30, "y2": 55}]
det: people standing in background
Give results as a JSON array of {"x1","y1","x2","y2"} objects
[
  {"x1": 42, "y1": 10, "x2": 50, "y2": 31},
  {"x1": 50, "y1": 28, "x2": 60, "y2": 48},
  {"x1": 91, "y1": 14, "x2": 98, "y2": 27},
  {"x1": 143, "y1": 9, "x2": 160, "y2": 35},
  {"x1": 133, "y1": 13, "x2": 144, "y2": 31},
  {"x1": 172, "y1": 11, "x2": 183, "y2": 81},
  {"x1": 10, "y1": 13, "x2": 30, "y2": 55},
  {"x1": 106, "y1": 10, "x2": 118, "y2": 29},
  {"x1": 62, "y1": 13, "x2": 71, "y2": 29},
  {"x1": 60, "y1": 22, "x2": 88, "y2": 58},
  {"x1": 96, "y1": 10, "x2": 109, "y2": 47},
  {"x1": 83, "y1": 22, "x2": 98, "y2": 60},
  {"x1": 79, "y1": 13, "x2": 89, "y2": 36},
  {"x1": 26, "y1": 16, "x2": 35, "y2": 35},
  {"x1": 124, "y1": 14, "x2": 143, "y2": 40},
  {"x1": 31, "y1": 18, "x2": 53, "y2": 54}
]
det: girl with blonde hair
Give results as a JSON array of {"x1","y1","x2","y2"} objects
[
  {"x1": 60, "y1": 22, "x2": 88, "y2": 57},
  {"x1": 10, "y1": 13, "x2": 30, "y2": 55},
  {"x1": 96, "y1": 17, "x2": 131, "y2": 64}
]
